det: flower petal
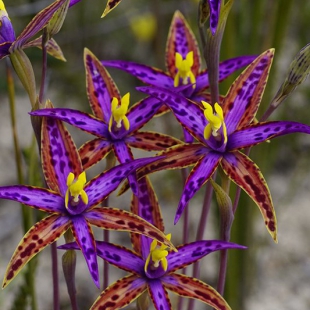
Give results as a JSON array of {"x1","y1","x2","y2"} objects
[
  {"x1": 85, "y1": 48, "x2": 120, "y2": 122},
  {"x1": 71, "y1": 216, "x2": 99, "y2": 287},
  {"x1": 79, "y1": 138, "x2": 112, "y2": 169},
  {"x1": 208, "y1": 0, "x2": 221, "y2": 35},
  {"x1": 13, "y1": 0, "x2": 68, "y2": 49},
  {"x1": 127, "y1": 97, "x2": 164, "y2": 133},
  {"x1": 41, "y1": 114, "x2": 82, "y2": 196},
  {"x1": 102, "y1": 0, "x2": 123, "y2": 17},
  {"x1": 126, "y1": 131, "x2": 181, "y2": 151},
  {"x1": 85, "y1": 208, "x2": 176, "y2": 250},
  {"x1": 101, "y1": 60, "x2": 173, "y2": 88},
  {"x1": 131, "y1": 177, "x2": 164, "y2": 259},
  {"x1": 3, "y1": 214, "x2": 70, "y2": 288},
  {"x1": 224, "y1": 49, "x2": 274, "y2": 135},
  {"x1": 148, "y1": 279, "x2": 171, "y2": 310},
  {"x1": 227, "y1": 121, "x2": 310, "y2": 150},
  {"x1": 137, "y1": 86, "x2": 207, "y2": 145},
  {"x1": 31, "y1": 108, "x2": 108, "y2": 138},
  {"x1": 168, "y1": 240, "x2": 246, "y2": 273},
  {"x1": 90, "y1": 275, "x2": 147, "y2": 310},
  {"x1": 221, "y1": 151, "x2": 277, "y2": 242},
  {"x1": 162, "y1": 273, "x2": 231, "y2": 310},
  {"x1": 166, "y1": 11, "x2": 201, "y2": 77},
  {"x1": 0, "y1": 185, "x2": 64, "y2": 213},
  {"x1": 175, "y1": 152, "x2": 221, "y2": 224},
  {"x1": 85, "y1": 156, "x2": 162, "y2": 207},
  {"x1": 112, "y1": 141, "x2": 138, "y2": 195}
]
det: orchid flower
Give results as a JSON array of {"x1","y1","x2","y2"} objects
[
  {"x1": 131, "y1": 49, "x2": 310, "y2": 242},
  {"x1": 0, "y1": 0, "x2": 68, "y2": 60},
  {"x1": 30, "y1": 48, "x2": 181, "y2": 195},
  {"x1": 101, "y1": 10, "x2": 256, "y2": 111},
  {"x1": 60, "y1": 176, "x2": 245, "y2": 310},
  {"x1": 0, "y1": 108, "x2": 174, "y2": 288}
]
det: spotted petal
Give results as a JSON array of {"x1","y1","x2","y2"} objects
[
  {"x1": 79, "y1": 138, "x2": 112, "y2": 169},
  {"x1": 148, "y1": 279, "x2": 172, "y2": 310},
  {"x1": 0, "y1": 186, "x2": 64, "y2": 213},
  {"x1": 101, "y1": 60, "x2": 174, "y2": 88},
  {"x1": 102, "y1": 0, "x2": 124, "y2": 17},
  {"x1": 162, "y1": 273, "x2": 231, "y2": 310},
  {"x1": 85, "y1": 48, "x2": 120, "y2": 123},
  {"x1": 90, "y1": 275, "x2": 147, "y2": 310},
  {"x1": 166, "y1": 11, "x2": 201, "y2": 77},
  {"x1": 71, "y1": 216, "x2": 99, "y2": 287},
  {"x1": 85, "y1": 156, "x2": 161, "y2": 208},
  {"x1": 195, "y1": 55, "x2": 257, "y2": 92},
  {"x1": 31, "y1": 108, "x2": 108, "y2": 138},
  {"x1": 12, "y1": 0, "x2": 68, "y2": 49},
  {"x1": 221, "y1": 151, "x2": 277, "y2": 242},
  {"x1": 223, "y1": 49, "x2": 274, "y2": 135},
  {"x1": 131, "y1": 177, "x2": 164, "y2": 259},
  {"x1": 41, "y1": 115, "x2": 82, "y2": 196},
  {"x1": 3, "y1": 214, "x2": 70, "y2": 288},
  {"x1": 175, "y1": 152, "x2": 222, "y2": 224},
  {"x1": 208, "y1": 0, "x2": 221, "y2": 35},
  {"x1": 126, "y1": 131, "x2": 181, "y2": 151},
  {"x1": 167, "y1": 240, "x2": 246, "y2": 273},
  {"x1": 227, "y1": 121, "x2": 310, "y2": 150},
  {"x1": 85, "y1": 208, "x2": 175, "y2": 250}
]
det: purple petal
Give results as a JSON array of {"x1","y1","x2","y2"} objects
[
  {"x1": 101, "y1": 60, "x2": 173, "y2": 88},
  {"x1": 167, "y1": 240, "x2": 246, "y2": 273},
  {"x1": 69, "y1": 0, "x2": 82, "y2": 7},
  {"x1": 137, "y1": 86, "x2": 207, "y2": 145},
  {"x1": 0, "y1": 16, "x2": 16, "y2": 44},
  {"x1": 148, "y1": 279, "x2": 171, "y2": 310},
  {"x1": 112, "y1": 141, "x2": 139, "y2": 196},
  {"x1": 175, "y1": 152, "x2": 221, "y2": 224},
  {"x1": 208, "y1": 0, "x2": 221, "y2": 35},
  {"x1": 13, "y1": 0, "x2": 68, "y2": 49},
  {"x1": 228, "y1": 121, "x2": 310, "y2": 150},
  {"x1": 85, "y1": 156, "x2": 162, "y2": 208},
  {"x1": 0, "y1": 41, "x2": 12, "y2": 59},
  {"x1": 71, "y1": 216, "x2": 99, "y2": 287},
  {"x1": 30, "y1": 108, "x2": 108, "y2": 138},
  {"x1": 127, "y1": 97, "x2": 163, "y2": 133},
  {"x1": 0, "y1": 185, "x2": 64, "y2": 213}
]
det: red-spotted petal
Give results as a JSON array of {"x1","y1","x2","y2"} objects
[
  {"x1": 3, "y1": 214, "x2": 70, "y2": 288},
  {"x1": 126, "y1": 131, "x2": 182, "y2": 151},
  {"x1": 90, "y1": 275, "x2": 147, "y2": 310},
  {"x1": 85, "y1": 208, "x2": 176, "y2": 250},
  {"x1": 79, "y1": 138, "x2": 112, "y2": 169},
  {"x1": 131, "y1": 177, "x2": 164, "y2": 259},
  {"x1": 85, "y1": 48, "x2": 120, "y2": 122},
  {"x1": 221, "y1": 151, "x2": 277, "y2": 242},
  {"x1": 223, "y1": 49, "x2": 274, "y2": 135},
  {"x1": 166, "y1": 11, "x2": 200, "y2": 77},
  {"x1": 102, "y1": 0, "x2": 123, "y2": 17},
  {"x1": 162, "y1": 273, "x2": 231, "y2": 310},
  {"x1": 148, "y1": 279, "x2": 171, "y2": 310},
  {"x1": 41, "y1": 112, "x2": 82, "y2": 196}
]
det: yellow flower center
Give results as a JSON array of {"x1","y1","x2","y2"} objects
[
  {"x1": 144, "y1": 233, "x2": 171, "y2": 273},
  {"x1": 108, "y1": 92, "x2": 130, "y2": 132},
  {"x1": 65, "y1": 171, "x2": 88, "y2": 208},
  {"x1": 174, "y1": 51, "x2": 196, "y2": 88},
  {"x1": 202, "y1": 101, "x2": 227, "y2": 143}
]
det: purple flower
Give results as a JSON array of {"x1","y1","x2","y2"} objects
[
  {"x1": 30, "y1": 48, "x2": 181, "y2": 195},
  {"x1": 133, "y1": 49, "x2": 310, "y2": 242},
  {"x1": 0, "y1": 109, "x2": 173, "y2": 288}
]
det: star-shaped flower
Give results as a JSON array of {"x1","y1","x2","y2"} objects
[
  {"x1": 0, "y1": 0, "x2": 67, "y2": 60},
  {"x1": 0, "y1": 107, "x2": 174, "y2": 288},
  {"x1": 30, "y1": 48, "x2": 181, "y2": 195},
  {"x1": 101, "y1": 10, "x2": 256, "y2": 108},
  {"x1": 131, "y1": 49, "x2": 310, "y2": 242}
]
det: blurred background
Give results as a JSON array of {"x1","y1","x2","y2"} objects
[{"x1": 0, "y1": 0, "x2": 310, "y2": 309}]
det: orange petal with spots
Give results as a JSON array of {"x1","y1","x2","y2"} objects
[
  {"x1": 3, "y1": 214, "x2": 70, "y2": 288},
  {"x1": 163, "y1": 273, "x2": 232, "y2": 310},
  {"x1": 90, "y1": 275, "x2": 147, "y2": 310},
  {"x1": 221, "y1": 151, "x2": 277, "y2": 242}
]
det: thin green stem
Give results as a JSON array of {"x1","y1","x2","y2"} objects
[
  {"x1": 39, "y1": 29, "x2": 49, "y2": 105},
  {"x1": 51, "y1": 242, "x2": 60, "y2": 310}
]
